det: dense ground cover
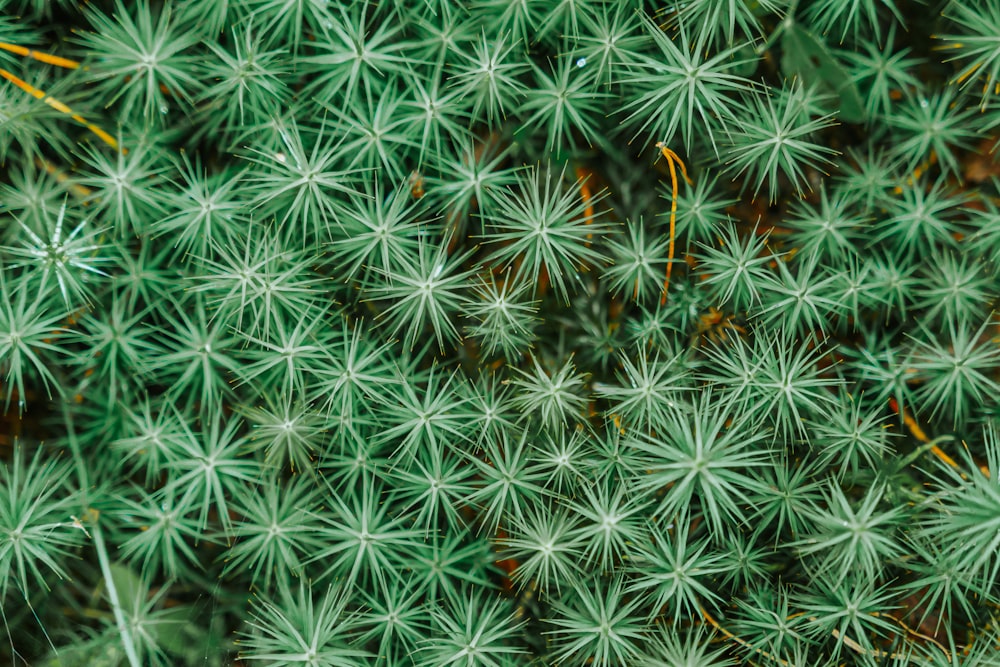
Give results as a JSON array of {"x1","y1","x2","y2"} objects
[{"x1": 1, "y1": 0, "x2": 1000, "y2": 665}]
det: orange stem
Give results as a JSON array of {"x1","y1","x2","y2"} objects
[
  {"x1": 655, "y1": 142, "x2": 692, "y2": 305},
  {"x1": 0, "y1": 68, "x2": 120, "y2": 152},
  {"x1": 0, "y1": 42, "x2": 82, "y2": 69}
]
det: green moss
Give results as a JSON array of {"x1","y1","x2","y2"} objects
[{"x1": 2, "y1": 1, "x2": 1000, "y2": 665}]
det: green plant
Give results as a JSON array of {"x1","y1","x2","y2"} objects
[
  {"x1": 4, "y1": 200, "x2": 110, "y2": 308},
  {"x1": 516, "y1": 56, "x2": 607, "y2": 155},
  {"x1": 462, "y1": 270, "x2": 540, "y2": 359},
  {"x1": 937, "y1": 0, "x2": 1000, "y2": 110},
  {"x1": 793, "y1": 572, "x2": 901, "y2": 660},
  {"x1": 508, "y1": 354, "x2": 590, "y2": 432},
  {"x1": 791, "y1": 481, "x2": 906, "y2": 580},
  {"x1": 74, "y1": 0, "x2": 203, "y2": 125},
  {"x1": 620, "y1": 15, "x2": 755, "y2": 155},
  {"x1": 243, "y1": 118, "x2": 361, "y2": 244},
  {"x1": 887, "y1": 86, "x2": 980, "y2": 179},
  {"x1": 758, "y1": 251, "x2": 850, "y2": 337},
  {"x1": 724, "y1": 80, "x2": 839, "y2": 202},
  {"x1": 840, "y1": 24, "x2": 923, "y2": 121},
  {"x1": 0, "y1": 275, "x2": 70, "y2": 412},
  {"x1": 802, "y1": 0, "x2": 905, "y2": 44},
  {"x1": 630, "y1": 389, "x2": 772, "y2": 536},
  {"x1": 238, "y1": 581, "x2": 371, "y2": 666},
  {"x1": 193, "y1": 20, "x2": 292, "y2": 149},
  {"x1": 419, "y1": 587, "x2": 527, "y2": 667},
  {"x1": 482, "y1": 162, "x2": 611, "y2": 304},
  {"x1": 908, "y1": 316, "x2": 1000, "y2": 429},
  {"x1": 0, "y1": 446, "x2": 84, "y2": 601},
  {"x1": 602, "y1": 217, "x2": 672, "y2": 303},
  {"x1": 627, "y1": 515, "x2": 728, "y2": 620},
  {"x1": 72, "y1": 136, "x2": 169, "y2": 237},
  {"x1": 5, "y1": 1, "x2": 1000, "y2": 665},
  {"x1": 545, "y1": 575, "x2": 647, "y2": 667}
]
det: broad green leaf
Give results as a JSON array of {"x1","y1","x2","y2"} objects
[{"x1": 781, "y1": 22, "x2": 866, "y2": 123}]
